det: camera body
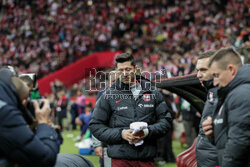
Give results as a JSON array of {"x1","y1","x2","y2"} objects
[{"x1": 26, "y1": 99, "x2": 44, "y2": 116}]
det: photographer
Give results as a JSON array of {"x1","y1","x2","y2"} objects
[
  {"x1": 19, "y1": 73, "x2": 63, "y2": 147},
  {"x1": 0, "y1": 67, "x2": 59, "y2": 167}
]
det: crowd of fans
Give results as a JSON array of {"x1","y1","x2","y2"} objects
[{"x1": 0, "y1": 0, "x2": 249, "y2": 78}]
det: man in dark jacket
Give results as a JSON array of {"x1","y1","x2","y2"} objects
[
  {"x1": 92, "y1": 71, "x2": 117, "y2": 167},
  {"x1": 0, "y1": 67, "x2": 59, "y2": 167},
  {"x1": 195, "y1": 50, "x2": 219, "y2": 167},
  {"x1": 203, "y1": 47, "x2": 250, "y2": 167},
  {"x1": 89, "y1": 53, "x2": 171, "y2": 167}
]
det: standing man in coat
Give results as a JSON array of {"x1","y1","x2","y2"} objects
[
  {"x1": 92, "y1": 71, "x2": 117, "y2": 167},
  {"x1": 203, "y1": 47, "x2": 250, "y2": 167},
  {"x1": 89, "y1": 53, "x2": 171, "y2": 167},
  {"x1": 195, "y1": 50, "x2": 219, "y2": 167}
]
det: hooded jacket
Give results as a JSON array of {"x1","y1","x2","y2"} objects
[
  {"x1": 196, "y1": 79, "x2": 219, "y2": 167},
  {"x1": 89, "y1": 77, "x2": 171, "y2": 160},
  {"x1": 0, "y1": 68, "x2": 58, "y2": 167},
  {"x1": 213, "y1": 65, "x2": 250, "y2": 167}
]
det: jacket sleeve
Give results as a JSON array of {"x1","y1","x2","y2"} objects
[
  {"x1": 147, "y1": 90, "x2": 171, "y2": 139},
  {"x1": 0, "y1": 101, "x2": 58, "y2": 167},
  {"x1": 92, "y1": 135, "x2": 102, "y2": 148},
  {"x1": 222, "y1": 89, "x2": 250, "y2": 167},
  {"x1": 89, "y1": 93, "x2": 123, "y2": 144},
  {"x1": 196, "y1": 100, "x2": 218, "y2": 167}
]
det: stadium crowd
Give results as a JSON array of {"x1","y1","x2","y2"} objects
[{"x1": 0, "y1": 0, "x2": 249, "y2": 78}]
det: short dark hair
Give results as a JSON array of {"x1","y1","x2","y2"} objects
[
  {"x1": 115, "y1": 53, "x2": 136, "y2": 67},
  {"x1": 208, "y1": 47, "x2": 243, "y2": 69},
  {"x1": 198, "y1": 50, "x2": 216, "y2": 60},
  {"x1": 19, "y1": 75, "x2": 33, "y2": 85}
]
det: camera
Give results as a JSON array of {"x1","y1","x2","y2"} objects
[{"x1": 26, "y1": 99, "x2": 44, "y2": 115}]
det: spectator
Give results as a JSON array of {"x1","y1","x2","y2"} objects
[
  {"x1": 179, "y1": 99, "x2": 199, "y2": 148},
  {"x1": 56, "y1": 89, "x2": 68, "y2": 130},
  {"x1": 238, "y1": 41, "x2": 250, "y2": 64},
  {"x1": 0, "y1": 0, "x2": 248, "y2": 78},
  {"x1": 155, "y1": 90, "x2": 177, "y2": 163},
  {"x1": 75, "y1": 89, "x2": 86, "y2": 115},
  {"x1": 75, "y1": 102, "x2": 92, "y2": 138},
  {"x1": 70, "y1": 89, "x2": 86, "y2": 130}
]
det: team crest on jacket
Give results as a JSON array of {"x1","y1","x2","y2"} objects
[
  {"x1": 209, "y1": 92, "x2": 214, "y2": 102},
  {"x1": 143, "y1": 94, "x2": 150, "y2": 101}
]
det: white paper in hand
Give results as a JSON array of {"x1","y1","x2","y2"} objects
[{"x1": 129, "y1": 122, "x2": 148, "y2": 146}]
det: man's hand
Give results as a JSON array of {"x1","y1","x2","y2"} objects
[
  {"x1": 132, "y1": 129, "x2": 148, "y2": 143},
  {"x1": 133, "y1": 129, "x2": 145, "y2": 137},
  {"x1": 122, "y1": 129, "x2": 149, "y2": 143},
  {"x1": 122, "y1": 129, "x2": 143, "y2": 143},
  {"x1": 122, "y1": 129, "x2": 134, "y2": 142},
  {"x1": 196, "y1": 112, "x2": 201, "y2": 118},
  {"x1": 202, "y1": 116, "x2": 213, "y2": 136},
  {"x1": 34, "y1": 99, "x2": 52, "y2": 126},
  {"x1": 94, "y1": 146, "x2": 103, "y2": 158}
]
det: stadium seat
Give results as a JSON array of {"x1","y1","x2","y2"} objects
[{"x1": 176, "y1": 138, "x2": 197, "y2": 167}]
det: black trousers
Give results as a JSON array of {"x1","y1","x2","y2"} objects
[{"x1": 156, "y1": 121, "x2": 175, "y2": 162}]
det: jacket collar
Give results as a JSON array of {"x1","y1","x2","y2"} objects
[
  {"x1": 218, "y1": 65, "x2": 250, "y2": 99},
  {"x1": 203, "y1": 78, "x2": 214, "y2": 91}
]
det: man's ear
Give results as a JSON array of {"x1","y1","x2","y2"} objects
[{"x1": 227, "y1": 64, "x2": 238, "y2": 77}]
